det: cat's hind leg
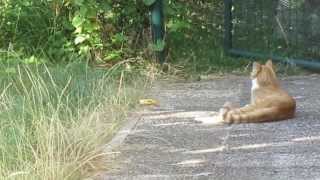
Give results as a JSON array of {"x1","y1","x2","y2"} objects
[{"x1": 224, "y1": 107, "x2": 278, "y2": 124}]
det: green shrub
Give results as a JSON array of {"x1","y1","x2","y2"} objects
[{"x1": 0, "y1": 0, "x2": 151, "y2": 63}]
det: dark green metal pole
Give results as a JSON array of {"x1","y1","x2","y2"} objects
[
  {"x1": 224, "y1": 0, "x2": 233, "y2": 54},
  {"x1": 150, "y1": 0, "x2": 165, "y2": 64}
]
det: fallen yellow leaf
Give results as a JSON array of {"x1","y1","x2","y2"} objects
[{"x1": 139, "y1": 99, "x2": 159, "y2": 106}]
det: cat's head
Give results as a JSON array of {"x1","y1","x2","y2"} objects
[{"x1": 251, "y1": 60, "x2": 279, "y2": 87}]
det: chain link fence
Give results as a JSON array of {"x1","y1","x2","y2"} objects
[{"x1": 224, "y1": 0, "x2": 320, "y2": 68}]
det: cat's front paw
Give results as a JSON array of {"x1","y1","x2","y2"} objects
[
  {"x1": 219, "y1": 107, "x2": 234, "y2": 125},
  {"x1": 219, "y1": 106, "x2": 229, "y2": 120}
]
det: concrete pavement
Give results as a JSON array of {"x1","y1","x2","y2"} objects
[{"x1": 96, "y1": 75, "x2": 320, "y2": 180}]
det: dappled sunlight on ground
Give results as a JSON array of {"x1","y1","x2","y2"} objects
[
  {"x1": 173, "y1": 159, "x2": 206, "y2": 167},
  {"x1": 153, "y1": 122, "x2": 193, "y2": 127},
  {"x1": 141, "y1": 110, "x2": 223, "y2": 126},
  {"x1": 143, "y1": 111, "x2": 218, "y2": 120},
  {"x1": 292, "y1": 136, "x2": 320, "y2": 142},
  {"x1": 184, "y1": 146, "x2": 226, "y2": 154},
  {"x1": 182, "y1": 135, "x2": 320, "y2": 155}
]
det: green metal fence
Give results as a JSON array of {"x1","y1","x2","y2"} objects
[{"x1": 224, "y1": 0, "x2": 320, "y2": 69}]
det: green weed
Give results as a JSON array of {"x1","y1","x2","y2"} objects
[{"x1": 0, "y1": 61, "x2": 153, "y2": 179}]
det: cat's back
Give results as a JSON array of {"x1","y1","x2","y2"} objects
[{"x1": 255, "y1": 86, "x2": 295, "y2": 109}]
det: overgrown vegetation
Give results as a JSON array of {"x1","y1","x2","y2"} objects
[
  {"x1": 0, "y1": 0, "x2": 152, "y2": 64},
  {"x1": 0, "y1": 1, "x2": 157, "y2": 179},
  {"x1": 0, "y1": 0, "x2": 249, "y2": 70},
  {"x1": 0, "y1": 62, "x2": 156, "y2": 179}
]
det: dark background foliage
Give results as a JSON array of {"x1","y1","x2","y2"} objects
[{"x1": 0, "y1": 0, "x2": 226, "y2": 64}]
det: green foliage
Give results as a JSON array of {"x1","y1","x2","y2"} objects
[
  {"x1": 143, "y1": 0, "x2": 157, "y2": 6},
  {"x1": 0, "y1": 0, "x2": 151, "y2": 64},
  {"x1": 0, "y1": 0, "x2": 247, "y2": 72},
  {"x1": 150, "y1": 0, "x2": 246, "y2": 75},
  {"x1": 150, "y1": 39, "x2": 165, "y2": 52}
]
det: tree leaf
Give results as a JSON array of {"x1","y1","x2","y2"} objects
[
  {"x1": 167, "y1": 20, "x2": 191, "y2": 32},
  {"x1": 139, "y1": 99, "x2": 159, "y2": 106},
  {"x1": 72, "y1": 14, "x2": 85, "y2": 28},
  {"x1": 111, "y1": 33, "x2": 127, "y2": 44},
  {"x1": 105, "y1": 51, "x2": 122, "y2": 61},
  {"x1": 74, "y1": 0, "x2": 84, "y2": 6},
  {"x1": 74, "y1": 35, "x2": 87, "y2": 45},
  {"x1": 99, "y1": 1, "x2": 111, "y2": 12},
  {"x1": 150, "y1": 40, "x2": 165, "y2": 52}
]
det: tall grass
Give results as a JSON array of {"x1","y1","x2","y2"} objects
[{"x1": 0, "y1": 62, "x2": 153, "y2": 179}]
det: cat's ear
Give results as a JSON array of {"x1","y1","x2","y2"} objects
[{"x1": 266, "y1": 59, "x2": 274, "y2": 69}]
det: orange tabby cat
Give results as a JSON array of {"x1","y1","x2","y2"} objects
[{"x1": 219, "y1": 60, "x2": 296, "y2": 124}]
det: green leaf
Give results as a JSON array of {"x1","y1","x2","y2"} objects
[
  {"x1": 82, "y1": 22, "x2": 98, "y2": 33},
  {"x1": 74, "y1": 0, "x2": 84, "y2": 6},
  {"x1": 79, "y1": 6, "x2": 88, "y2": 16},
  {"x1": 74, "y1": 35, "x2": 87, "y2": 45},
  {"x1": 150, "y1": 40, "x2": 165, "y2": 52},
  {"x1": 143, "y1": 0, "x2": 156, "y2": 6},
  {"x1": 24, "y1": 56, "x2": 37, "y2": 64},
  {"x1": 105, "y1": 51, "x2": 122, "y2": 61},
  {"x1": 111, "y1": 33, "x2": 127, "y2": 44},
  {"x1": 79, "y1": 45, "x2": 90, "y2": 55},
  {"x1": 87, "y1": 9, "x2": 98, "y2": 18},
  {"x1": 24, "y1": 56, "x2": 44, "y2": 65},
  {"x1": 72, "y1": 14, "x2": 85, "y2": 28},
  {"x1": 99, "y1": 2, "x2": 111, "y2": 12},
  {"x1": 4, "y1": 67, "x2": 16, "y2": 74},
  {"x1": 62, "y1": 17, "x2": 74, "y2": 30},
  {"x1": 167, "y1": 20, "x2": 191, "y2": 32}
]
